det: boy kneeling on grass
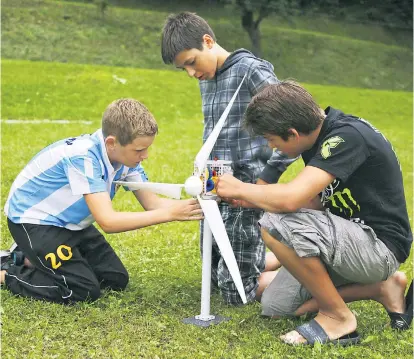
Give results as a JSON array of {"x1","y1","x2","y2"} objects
[
  {"x1": 216, "y1": 80, "x2": 413, "y2": 345},
  {"x1": 1, "y1": 99, "x2": 203, "y2": 303}
]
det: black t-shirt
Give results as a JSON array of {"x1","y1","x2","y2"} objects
[{"x1": 302, "y1": 107, "x2": 412, "y2": 263}]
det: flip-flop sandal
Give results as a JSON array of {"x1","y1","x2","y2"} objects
[
  {"x1": 388, "y1": 280, "x2": 413, "y2": 331},
  {"x1": 283, "y1": 318, "x2": 360, "y2": 346}
]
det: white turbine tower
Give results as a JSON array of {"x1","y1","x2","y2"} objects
[{"x1": 115, "y1": 75, "x2": 247, "y2": 326}]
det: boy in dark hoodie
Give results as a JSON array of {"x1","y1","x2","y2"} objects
[{"x1": 161, "y1": 12, "x2": 297, "y2": 305}]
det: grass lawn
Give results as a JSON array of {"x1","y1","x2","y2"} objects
[
  {"x1": 2, "y1": 0, "x2": 412, "y2": 91},
  {"x1": 1, "y1": 60, "x2": 413, "y2": 358}
]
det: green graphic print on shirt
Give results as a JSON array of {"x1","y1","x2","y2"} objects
[
  {"x1": 322, "y1": 180, "x2": 361, "y2": 217},
  {"x1": 304, "y1": 107, "x2": 412, "y2": 263},
  {"x1": 320, "y1": 136, "x2": 344, "y2": 159}
]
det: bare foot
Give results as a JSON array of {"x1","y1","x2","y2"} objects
[
  {"x1": 281, "y1": 310, "x2": 357, "y2": 345},
  {"x1": 374, "y1": 271, "x2": 407, "y2": 314}
]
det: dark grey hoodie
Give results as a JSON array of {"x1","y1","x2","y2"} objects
[{"x1": 199, "y1": 49, "x2": 295, "y2": 184}]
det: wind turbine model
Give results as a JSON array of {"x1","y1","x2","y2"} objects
[{"x1": 115, "y1": 75, "x2": 247, "y2": 326}]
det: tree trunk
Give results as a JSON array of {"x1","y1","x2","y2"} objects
[
  {"x1": 240, "y1": 9, "x2": 262, "y2": 57},
  {"x1": 247, "y1": 26, "x2": 261, "y2": 57}
]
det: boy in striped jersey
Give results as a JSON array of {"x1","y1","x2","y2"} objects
[{"x1": 2, "y1": 98, "x2": 202, "y2": 303}]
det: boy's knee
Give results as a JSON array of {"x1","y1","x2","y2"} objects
[
  {"x1": 113, "y1": 270, "x2": 129, "y2": 291},
  {"x1": 220, "y1": 290, "x2": 248, "y2": 306},
  {"x1": 219, "y1": 280, "x2": 257, "y2": 306},
  {"x1": 102, "y1": 269, "x2": 129, "y2": 291},
  {"x1": 71, "y1": 283, "x2": 101, "y2": 303},
  {"x1": 87, "y1": 285, "x2": 102, "y2": 302},
  {"x1": 261, "y1": 288, "x2": 297, "y2": 317},
  {"x1": 260, "y1": 267, "x2": 311, "y2": 317}
]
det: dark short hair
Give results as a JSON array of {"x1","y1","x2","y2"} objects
[
  {"x1": 161, "y1": 12, "x2": 216, "y2": 64},
  {"x1": 244, "y1": 80, "x2": 323, "y2": 140}
]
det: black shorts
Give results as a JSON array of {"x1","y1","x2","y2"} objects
[{"x1": 5, "y1": 219, "x2": 128, "y2": 303}]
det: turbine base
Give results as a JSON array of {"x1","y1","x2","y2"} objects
[{"x1": 182, "y1": 315, "x2": 230, "y2": 327}]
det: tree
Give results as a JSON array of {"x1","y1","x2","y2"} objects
[
  {"x1": 225, "y1": 0, "x2": 411, "y2": 57},
  {"x1": 224, "y1": 0, "x2": 298, "y2": 57},
  {"x1": 341, "y1": 0, "x2": 412, "y2": 29},
  {"x1": 94, "y1": 0, "x2": 109, "y2": 18}
]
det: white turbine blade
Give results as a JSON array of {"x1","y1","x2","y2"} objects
[
  {"x1": 195, "y1": 74, "x2": 247, "y2": 173},
  {"x1": 114, "y1": 181, "x2": 183, "y2": 199},
  {"x1": 197, "y1": 196, "x2": 247, "y2": 304}
]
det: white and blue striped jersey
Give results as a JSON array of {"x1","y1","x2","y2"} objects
[{"x1": 4, "y1": 129, "x2": 148, "y2": 230}]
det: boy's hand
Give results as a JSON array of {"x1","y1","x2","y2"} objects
[
  {"x1": 216, "y1": 173, "x2": 244, "y2": 200},
  {"x1": 169, "y1": 198, "x2": 204, "y2": 221}
]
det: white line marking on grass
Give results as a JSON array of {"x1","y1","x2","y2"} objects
[{"x1": 1, "y1": 119, "x2": 93, "y2": 125}]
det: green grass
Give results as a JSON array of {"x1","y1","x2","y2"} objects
[
  {"x1": 1, "y1": 59, "x2": 413, "y2": 359},
  {"x1": 1, "y1": 0, "x2": 412, "y2": 91}
]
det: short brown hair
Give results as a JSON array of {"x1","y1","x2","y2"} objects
[
  {"x1": 244, "y1": 80, "x2": 323, "y2": 140},
  {"x1": 102, "y1": 99, "x2": 158, "y2": 146},
  {"x1": 161, "y1": 12, "x2": 216, "y2": 64}
]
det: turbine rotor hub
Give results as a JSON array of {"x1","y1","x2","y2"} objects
[{"x1": 184, "y1": 176, "x2": 203, "y2": 196}]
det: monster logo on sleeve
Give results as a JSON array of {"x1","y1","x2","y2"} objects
[{"x1": 321, "y1": 136, "x2": 345, "y2": 159}]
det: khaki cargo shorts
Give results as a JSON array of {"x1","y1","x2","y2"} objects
[{"x1": 259, "y1": 208, "x2": 400, "y2": 317}]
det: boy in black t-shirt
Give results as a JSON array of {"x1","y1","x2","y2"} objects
[{"x1": 216, "y1": 81, "x2": 413, "y2": 345}]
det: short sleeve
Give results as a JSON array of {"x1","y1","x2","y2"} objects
[
  {"x1": 308, "y1": 126, "x2": 370, "y2": 182},
  {"x1": 64, "y1": 155, "x2": 106, "y2": 195},
  {"x1": 122, "y1": 164, "x2": 148, "y2": 191}
]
